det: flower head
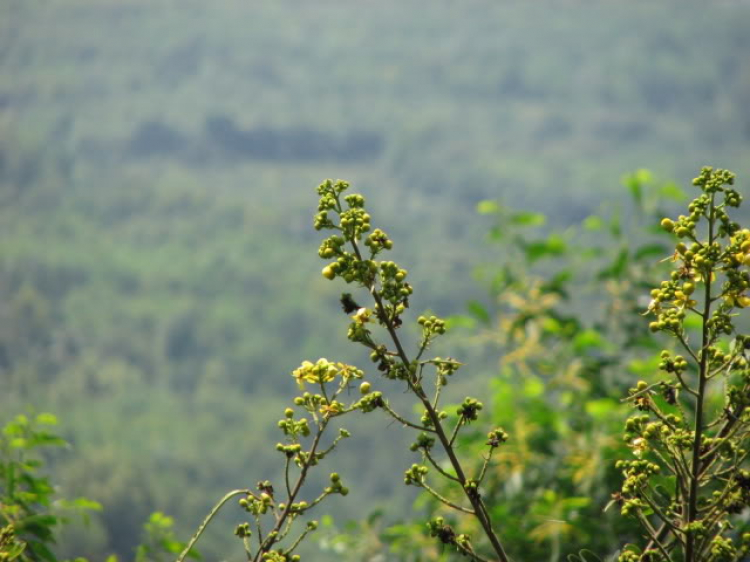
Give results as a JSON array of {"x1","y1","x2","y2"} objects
[{"x1": 292, "y1": 358, "x2": 338, "y2": 389}]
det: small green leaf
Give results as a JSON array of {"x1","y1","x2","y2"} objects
[
  {"x1": 585, "y1": 399, "x2": 618, "y2": 420},
  {"x1": 10, "y1": 438, "x2": 27, "y2": 449},
  {"x1": 659, "y1": 181, "x2": 687, "y2": 202},
  {"x1": 28, "y1": 432, "x2": 67, "y2": 448},
  {"x1": 582, "y1": 215, "x2": 604, "y2": 231},
  {"x1": 573, "y1": 330, "x2": 605, "y2": 352},
  {"x1": 609, "y1": 211, "x2": 621, "y2": 237},
  {"x1": 477, "y1": 200, "x2": 500, "y2": 215},
  {"x1": 466, "y1": 301, "x2": 491, "y2": 324},
  {"x1": 6, "y1": 542, "x2": 27, "y2": 561},
  {"x1": 562, "y1": 496, "x2": 591, "y2": 509},
  {"x1": 445, "y1": 315, "x2": 475, "y2": 330},
  {"x1": 523, "y1": 235, "x2": 567, "y2": 263},
  {"x1": 34, "y1": 413, "x2": 58, "y2": 426},
  {"x1": 58, "y1": 497, "x2": 103, "y2": 512},
  {"x1": 634, "y1": 244, "x2": 668, "y2": 260},
  {"x1": 523, "y1": 376, "x2": 544, "y2": 398},
  {"x1": 510, "y1": 211, "x2": 546, "y2": 227},
  {"x1": 623, "y1": 175, "x2": 642, "y2": 207},
  {"x1": 597, "y1": 249, "x2": 629, "y2": 279},
  {"x1": 488, "y1": 225, "x2": 504, "y2": 241}
]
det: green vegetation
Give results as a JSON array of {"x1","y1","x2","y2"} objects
[{"x1": 2, "y1": 1, "x2": 750, "y2": 559}]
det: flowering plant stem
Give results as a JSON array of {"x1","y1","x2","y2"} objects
[{"x1": 350, "y1": 238, "x2": 510, "y2": 562}]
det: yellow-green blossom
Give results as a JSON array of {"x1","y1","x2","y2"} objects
[
  {"x1": 291, "y1": 358, "x2": 363, "y2": 389},
  {"x1": 292, "y1": 358, "x2": 338, "y2": 389},
  {"x1": 351, "y1": 307, "x2": 372, "y2": 324}
]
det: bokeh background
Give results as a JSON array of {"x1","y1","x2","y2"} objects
[{"x1": 2, "y1": 0, "x2": 749, "y2": 559}]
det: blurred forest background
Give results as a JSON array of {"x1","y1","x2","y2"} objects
[{"x1": 1, "y1": 0, "x2": 750, "y2": 559}]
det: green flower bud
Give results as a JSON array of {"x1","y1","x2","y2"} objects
[
  {"x1": 360, "y1": 382, "x2": 371, "y2": 395},
  {"x1": 661, "y1": 218, "x2": 675, "y2": 232}
]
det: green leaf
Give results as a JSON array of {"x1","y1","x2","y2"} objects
[
  {"x1": 572, "y1": 330, "x2": 605, "y2": 352},
  {"x1": 510, "y1": 211, "x2": 546, "y2": 227},
  {"x1": 445, "y1": 315, "x2": 475, "y2": 330},
  {"x1": 28, "y1": 432, "x2": 67, "y2": 448},
  {"x1": 466, "y1": 300, "x2": 490, "y2": 324},
  {"x1": 488, "y1": 225, "x2": 504, "y2": 241},
  {"x1": 6, "y1": 542, "x2": 27, "y2": 561},
  {"x1": 523, "y1": 235, "x2": 567, "y2": 263},
  {"x1": 585, "y1": 399, "x2": 619, "y2": 421},
  {"x1": 683, "y1": 315, "x2": 702, "y2": 332},
  {"x1": 523, "y1": 376, "x2": 544, "y2": 398},
  {"x1": 659, "y1": 181, "x2": 687, "y2": 202},
  {"x1": 476, "y1": 200, "x2": 500, "y2": 215},
  {"x1": 623, "y1": 174, "x2": 643, "y2": 207},
  {"x1": 634, "y1": 243, "x2": 668, "y2": 260},
  {"x1": 609, "y1": 211, "x2": 621, "y2": 238},
  {"x1": 562, "y1": 496, "x2": 591, "y2": 509},
  {"x1": 58, "y1": 497, "x2": 103, "y2": 512},
  {"x1": 597, "y1": 248, "x2": 629, "y2": 279},
  {"x1": 34, "y1": 413, "x2": 58, "y2": 426},
  {"x1": 582, "y1": 215, "x2": 604, "y2": 231}
]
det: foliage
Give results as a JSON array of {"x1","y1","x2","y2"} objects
[
  {"x1": 0, "y1": 413, "x2": 192, "y2": 562},
  {"x1": 0, "y1": 412, "x2": 100, "y2": 562}
]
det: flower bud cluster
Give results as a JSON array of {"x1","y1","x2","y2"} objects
[
  {"x1": 616, "y1": 459, "x2": 660, "y2": 499},
  {"x1": 235, "y1": 522, "x2": 251, "y2": 538},
  {"x1": 379, "y1": 261, "x2": 412, "y2": 306},
  {"x1": 364, "y1": 227, "x2": 393, "y2": 253},
  {"x1": 710, "y1": 536, "x2": 737, "y2": 561},
  {"x1": 354, "y1": 391, "x2": 384, "y2": 413},
  {"x1": 240, "y1": 491, "x2": 275, "y2": 516},
  {"x1": 432, "y1": 357, "x2": 462, "y2": 387},
  {"x1": 317, "y1": 234, "x2": 345, "y2": 260},
  {"x1": 420, "y1": 408, "x2": 448, "y2": 427},
  {"x1": 278, "y1": 414, "x2": 310, "y2": 438},
  {"x1": 418, "y1": 315, "x2": 446, "y2": 336},
  {"x1": 324, "y1": 472, "x2": 349, "y2": 496},
  {"x1": 457, "y1": 397, "x2": 483, "y2": 423},
  {"x1": 658, "y1": 350, "x2": 687, "y2": 374},
  {"x1": 487, "y1": 428, "x2": 509, "y2": 447},
  {"x1": 404, "y1": 463, "x2": 429, "y2": 486},
  {"x1": 410, "y1": 432, "x2": 436, "y2": 452},
  {"x1": 427, "y1": 517, "x2": 473, "y2": 555},
  {"x1": 260, "y1": 552, "x2": 300, "y2": 562}
]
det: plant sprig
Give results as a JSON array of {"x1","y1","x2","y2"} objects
[
  {"x1": 177, "y1": 359, "x2": 372, "y2": 562},
  {"x1": 616, "y1": 167, "x2": 750, "y2": 562},
  {"x1": 314, "y1": 178, "x2": 511, "y2": 561}
]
